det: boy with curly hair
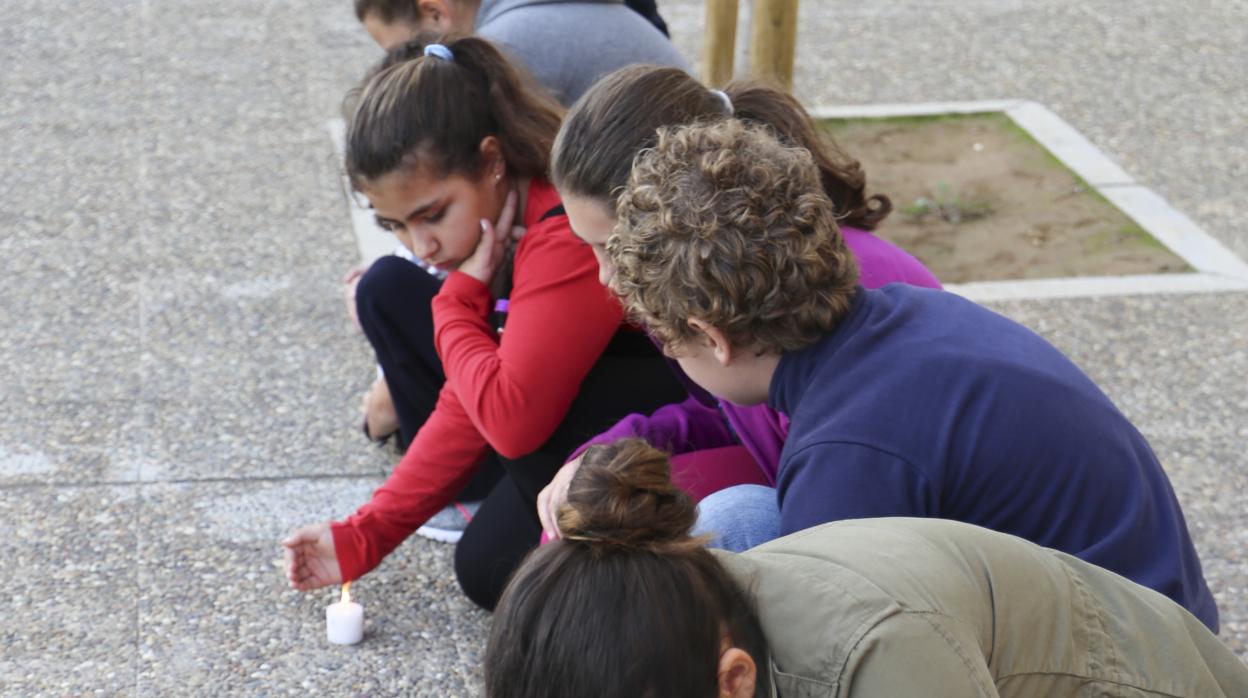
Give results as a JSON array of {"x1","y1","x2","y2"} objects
[{"x1": 606, "y1": 118, "x2": 1219, "y2": 631}]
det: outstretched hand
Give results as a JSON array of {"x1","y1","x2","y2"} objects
[
  {"x1": 459, "y1": 189, "x2": 525, "y2": 285},
  {"x1": 282, "y1": 522, "x2": 343, "y2": 592}
]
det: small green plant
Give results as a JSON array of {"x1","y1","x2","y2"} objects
[{"x1": 901, "y1": 182, "x2": 994, "y2": 225}]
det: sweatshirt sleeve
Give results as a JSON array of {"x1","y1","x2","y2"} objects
[
  {"x1": 330, "y1": 382, "x2": 489, "y2": 581},
  {"x1": 776, "y1": 441, "x2": 935, "y2": 536},
  {"x1": 570, "y1": 394, "x2": 738, "y2": 459},
  {"x1": 840, "y1": 613, "x2": 998, "y2": 698},
  {"x1": 432, "y1": 225, "x2": 623, "y2": 459}
]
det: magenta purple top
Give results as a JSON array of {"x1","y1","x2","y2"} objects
[{"x1": 574, "y1": 227, "x2": 943, "y2": 480}]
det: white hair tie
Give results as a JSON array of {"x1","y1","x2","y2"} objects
[
  {"x1": 424, "y1": 43, "x2": 453, "y2": 61},
  {"x1": 711, "y1": 89, "x2": 734, "y2": 116}
]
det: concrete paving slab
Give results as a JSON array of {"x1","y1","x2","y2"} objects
[
  {"x1": 139, "y1": 149, "x2": 352, "y2": 279},
  {"x1": 0, "y1": 4, "x2": 143, "y2": 128},
  {"x1": 0, "y1": 484, "x2": 139, "y2": 692},
  {"x1": 304, "y1": 17, "x2": 385, "y2": 122},
  {"x1": 135, "y1": 393, "x2": 388, "y2": 483},
  {"x1": 2, "y1": 570, "x2": 138, "y2": 697},
  {"x1": 0, "y1": 263, "x2": 142, "y2": 404},
  {"x1": 132, "y1": 271, "x2": 386, "y2": 482},
  {"x1": 0, "y1": 400, "x2": 144, "y2": 486},
  {"x1": 135, "y1": 479, "x2": 487, "y2": 695},
  {"x1": 141, "y1": 65, "x2": 313, "y2": 135},
  {"x1": 0, "y1": 485, "x2": 138, "y2": 580},
  {"x1": 0, "y1": 121, "x2": 146, "y2": 249},
  {"x1": 137, "y1": 1, "x2": 324, "y2": 132}
]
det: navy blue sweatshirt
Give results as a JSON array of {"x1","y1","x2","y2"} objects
[{"x1": 768, "y1": 284, "x2": 1217, "y2": 631}]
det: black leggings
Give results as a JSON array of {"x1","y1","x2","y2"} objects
[
  {"x1": 356, "y1": 256, "x2": 685, "y2": 609},
  {"x1": 356, "y1": 256, "x2": 444, "y2": 451}
]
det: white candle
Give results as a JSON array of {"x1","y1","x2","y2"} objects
[{"x1": 326, "y1": 581, "x2": 364, "y2": 645}]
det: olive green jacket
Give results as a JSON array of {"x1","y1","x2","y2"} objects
[{"x1": 716, "y1": 518, "x2": 1247, "y2": 697}]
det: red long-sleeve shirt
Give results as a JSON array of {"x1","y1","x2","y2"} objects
[{"x1": 331, "y1": 180, "x2": 623, "y2": 581}]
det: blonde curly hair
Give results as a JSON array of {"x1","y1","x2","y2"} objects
[{"x1": 607, "y1": 119, "x2": 860, "y2": 355}]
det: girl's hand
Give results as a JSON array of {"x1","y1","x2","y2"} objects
[
  {"x1": 282, "y1": 522, "x2": 343, "y2": 591},
  {"x1": 536, "y1": 453, "x2": 585, "y2": 539},
  {"x1": 460, "y1": 189, "x2": 524, "y2": 285},
  {"x1": 342, "y1": 262, "x2": 371, "y2": 333}
]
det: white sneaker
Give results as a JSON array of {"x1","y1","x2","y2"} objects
[{"x1": 416, "y1": 500, "x2": 481, "y2": 544}]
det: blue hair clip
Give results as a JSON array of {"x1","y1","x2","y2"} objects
[{"x1": 424, "y1": 43, "x2": 454, "y2": 62}]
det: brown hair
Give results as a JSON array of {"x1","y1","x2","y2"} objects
[
  {"x1": 345, "y1": 35, "x2": 563, "y2": 189},
  {"x1": 607, "y1": 119, "x2": 860, "y2": 355},
  {"x1": 354, "y1": 0, "x2": 419, "y2": 23},
  {"x1": 551, "y1": 64, "x2": 890, "y2": 229},
  {"x1": 354, "y1": 0, "x2": 481, "y2": 24},
  {"x1": 340, "y1": 33, "x2": 439, "y2": 121},
  {"x1": 485, "y1": 438, "x2": 769, "y2": 698}
]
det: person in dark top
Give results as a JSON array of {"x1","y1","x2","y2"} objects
[{"x1": 600, "y1": 117, "x2": 1219, "y2": 631}]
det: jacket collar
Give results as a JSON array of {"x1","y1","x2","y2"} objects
[{"x1": 766, "y1": 658, "x2": 781, "y2": 698}]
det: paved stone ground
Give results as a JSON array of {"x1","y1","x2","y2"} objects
[{"x1": 1, "y1": 0, "x2": 1244, "y2": 694}]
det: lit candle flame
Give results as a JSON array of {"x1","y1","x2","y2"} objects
[{"x1": 341, "y1": 581, "x2": 352, "y2": 605}]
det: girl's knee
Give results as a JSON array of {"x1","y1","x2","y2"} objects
[
  {"x1": 356, "y1": 256, "x2": 441, "y2": 336},
  {"x1": 693, "y1": 484, "x2": 781, "y2": 553},
  {"x1": 453, "y1": 530, "x2": 505, "y2": 611},
  {"x1": 356, "y1": 255, "x2": 436, "y2": 304}
]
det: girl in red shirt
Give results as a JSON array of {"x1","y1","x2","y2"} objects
[{"x1": 282, "y1": 37, "x2": 683, "y2": 610}]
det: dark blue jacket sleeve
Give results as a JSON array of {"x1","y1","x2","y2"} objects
[{"x1": 776, "y1": 441, "x2": 936, "y2": 536}]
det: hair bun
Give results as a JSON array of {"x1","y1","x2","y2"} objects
[{"x1": 558, "y1": 438, "x2": 698, "y2": 550}]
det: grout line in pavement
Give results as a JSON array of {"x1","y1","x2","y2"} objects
[
  {"x1": 0, "y1": 470, "x2": 384, "y2": 492},
  {"x1": 135, "y1": 0, "x2": 149, "y2": 689},
  {"x1": 136, "y1": 0, "x2": 151, "y2": 692}
]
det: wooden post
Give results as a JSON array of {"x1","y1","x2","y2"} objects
[
  {"x1": 702, "y1": 0, "x2": 739, "y2": 87},
  {"x1": 748, "y1": 0, "x2": 798, "y2": 89}
]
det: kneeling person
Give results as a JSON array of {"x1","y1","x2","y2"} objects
[
  {"x1": 603, "y1": 119, "x2": 1218, "y2": 630},
  {"x1": 487, "y1": 440, "x2": 1248, "y2": 698}
]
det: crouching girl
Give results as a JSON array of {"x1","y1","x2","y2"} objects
[{"x1": 282, "y1": 37, "x2": 683, "y2": 610}]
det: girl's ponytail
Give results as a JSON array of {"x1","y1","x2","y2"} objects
[
  {"x1": 558, "y1": 438, "x2": 702, "y2": 553},
  {"x1": 725, "y1": 81, "x2": 892, "y2": 230},
  {"x1": 445, "y1": 37, "x2": 564, "y2": 180},
  {"x1": 345, "y1": 36, "x2": 563, "y2": 189}
]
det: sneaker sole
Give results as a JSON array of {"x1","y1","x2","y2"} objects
[{"x1": 415, "y1": 525, "x2": 464, "y2": 544}]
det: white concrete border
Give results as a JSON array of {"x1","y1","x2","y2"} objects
[
  {"x1": 810, "y1": 100, "x2": 1024, "y2": 120},
  {"x1": 812, "y1": 100, "x2": 1248, "y2": 301}
]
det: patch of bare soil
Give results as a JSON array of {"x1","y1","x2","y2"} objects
[{"x1": 823, "y1": 114, "x2": 1188, "y2": 283}]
